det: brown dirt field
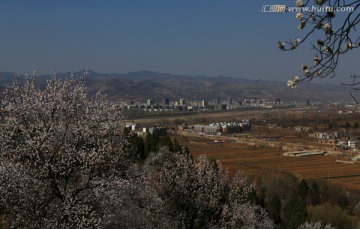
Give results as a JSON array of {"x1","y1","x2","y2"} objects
[
  {"x1": 133, "y1": 107, "x2": 360, "y2": 189},
  {"x1": 181, "y1": 139, "x2": 360, "y2": 189}
]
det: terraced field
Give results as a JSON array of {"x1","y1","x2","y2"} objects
[
  {"x1": 184, "y1": 140, "x2": 360, "y2": 189},
  {"x1": 134, "y1": 106, "x2": 360, "y2": 189}
]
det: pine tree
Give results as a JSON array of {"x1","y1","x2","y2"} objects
[
  {"x1": 298, "y1": 179, "x2": 310, "y2": 201},
  {"x1": 309, "y1": 182, "x2": 321, "y2": 206},
  {"x1": 284, "y1": 194, "x2": 308, "y2": 229},
  {"x1": 268, "y1": 195, "x2": 282, "y2": 225}
]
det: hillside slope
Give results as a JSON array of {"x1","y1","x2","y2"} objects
[{"x1": 0, "y1": 70, "x2": 352, "y2": 102}]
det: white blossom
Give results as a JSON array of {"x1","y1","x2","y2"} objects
[
  {"x1": 288, "y1": 76, "x2": 301, "y2": 88},
  {"x1": 278, "y1": 41, "x2": 286, "y2": 50},
  {"x1": 313, "y1": 56, "x2": 321, "y2": 64},
  {"x1": 0, "y1": 74, "x2": 275, "y2": 228},
  {"x1": 293, "y1": 75, "x2": 300, "y2": 82},
  {"x1": 296, "y1": 0, "x2": 305, "y2": 7},
  {"x1": 323, "y1": 23, "x2": 331, "y2": 30},
  {"x1": 298, "y1": 221, "x2": 335, "y2": 229},
  {"x1": 323, "y1": 23, "x2": 332, "y2": 34},
  {"x1": 288, "y1": 80, "x2": 297, "y2": 88},
  {"x1": 144, "y1": 148, "x2": 273, "y2": 228},
  {"x1": 296, "y1": 12, "x2": 304, "y2": 20},
  {"x1": 0, "y1": 74, "x2": 125, "y2": 228}
]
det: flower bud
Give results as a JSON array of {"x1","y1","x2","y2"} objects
[
  {"x1": 298, "y1": 21, "x2": 306, "y2": 30},
  {"x1": 316, "y1": 40, "x2": 324, "y2": 46}
]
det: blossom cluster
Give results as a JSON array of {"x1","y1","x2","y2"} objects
[{"x1": 287, "y1": 76, "x2": 300, "y2": 88}]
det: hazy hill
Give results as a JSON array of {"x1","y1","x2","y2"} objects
[{"x1": 0, "y1": 70, "x2": 353, "y2": 102}]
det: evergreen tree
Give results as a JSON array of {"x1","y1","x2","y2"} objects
[
  {"x1": 158, "y1": 136, "x2": 174, "y2": 152},
  {"x1": 122, "y1": 129, "x2": 146, "y2": 163},
  {"x1": 284, "y1": 194, "x2": 308, "y2": 229},
  {"x1": 258, "y1": 187, "x2": 267, "y2": 208},
  {"x1": 131, "y1": 134, "x2": 145, "y2": 162},
  {"x1": 268, "y1": 195, "x2": 282, "y2": 225},
  {"x1": 144, "y1": 133, "x2": 159, "y2": 155},
  {"x1": 173, "y1": 138, "x2": 182, "y2": 152},
  {"x1": 308, "y1": 182, "x2": 321, "y2": 206},
  {"x1": 298, "y1": 179, "x2": 309, "y2": 201},
  {"x1": 247, "y1": 189, "x2": 260, "y2": 205}
]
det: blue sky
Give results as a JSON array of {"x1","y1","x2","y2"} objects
[{"x1": 0, "y1": 0, "x2": 358, "y2": 84}]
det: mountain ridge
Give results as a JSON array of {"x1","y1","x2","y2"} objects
[{"x1": 0, "y1": 70, "x2": 353, "y2": 102}]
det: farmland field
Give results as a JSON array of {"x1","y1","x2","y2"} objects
[
  {"x1": 177, "y1": 136, "x2": 360, "y2": 189},
  {"x1": 134, "y1": 107, "x2": 360, "y2": 189}
]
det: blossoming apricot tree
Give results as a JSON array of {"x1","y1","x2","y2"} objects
[
  {"x1": 0, "y1": 74, "x2": 125, "y2": 228},
  {"x1": 280, "y1": 0, "x2": 360, "y2": 90}
]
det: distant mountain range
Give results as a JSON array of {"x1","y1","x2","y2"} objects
[{"x1": 0, "y1": 70, "x2": 354, "y2": 102}]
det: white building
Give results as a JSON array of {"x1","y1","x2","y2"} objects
[{"x1": 348, "y1": 140, "x2": 358, "y2": 150}]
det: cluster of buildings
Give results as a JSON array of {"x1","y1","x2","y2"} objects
[
  {"x1": 125, "y1": 119, "x2": 252, "y2": 137},
  {"x1": 193, "y1": 120, "x2": 251, "y2": 135},
  {"x1": 124, "y1": 97, "x2": 294, "y2": 113},
  {"x1": 310, "y1": 131, "x2": 360, "y2": 151},
  {"x1": 125, "y1": 123, "x2": 167, "y2": 137},
  {"x1": 335, "y1": 140, "x2": 359, "y2": 151},
  {"x1": 295, "y1": 126, "x2": 360, "y2": 150},
  {"x1": 309, "y1": 131, "x2": 340, "y2": 141}
]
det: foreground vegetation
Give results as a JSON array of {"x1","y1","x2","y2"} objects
[
  {"x1": 128, "y1": 133, "x2": 360, "y2": 229},
  {"x1": 0, "y1": 76, "x2": 275, "y2": 228},
  {"x1": 2, "y1": 76, "x2": 358, "y2": 228}
]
